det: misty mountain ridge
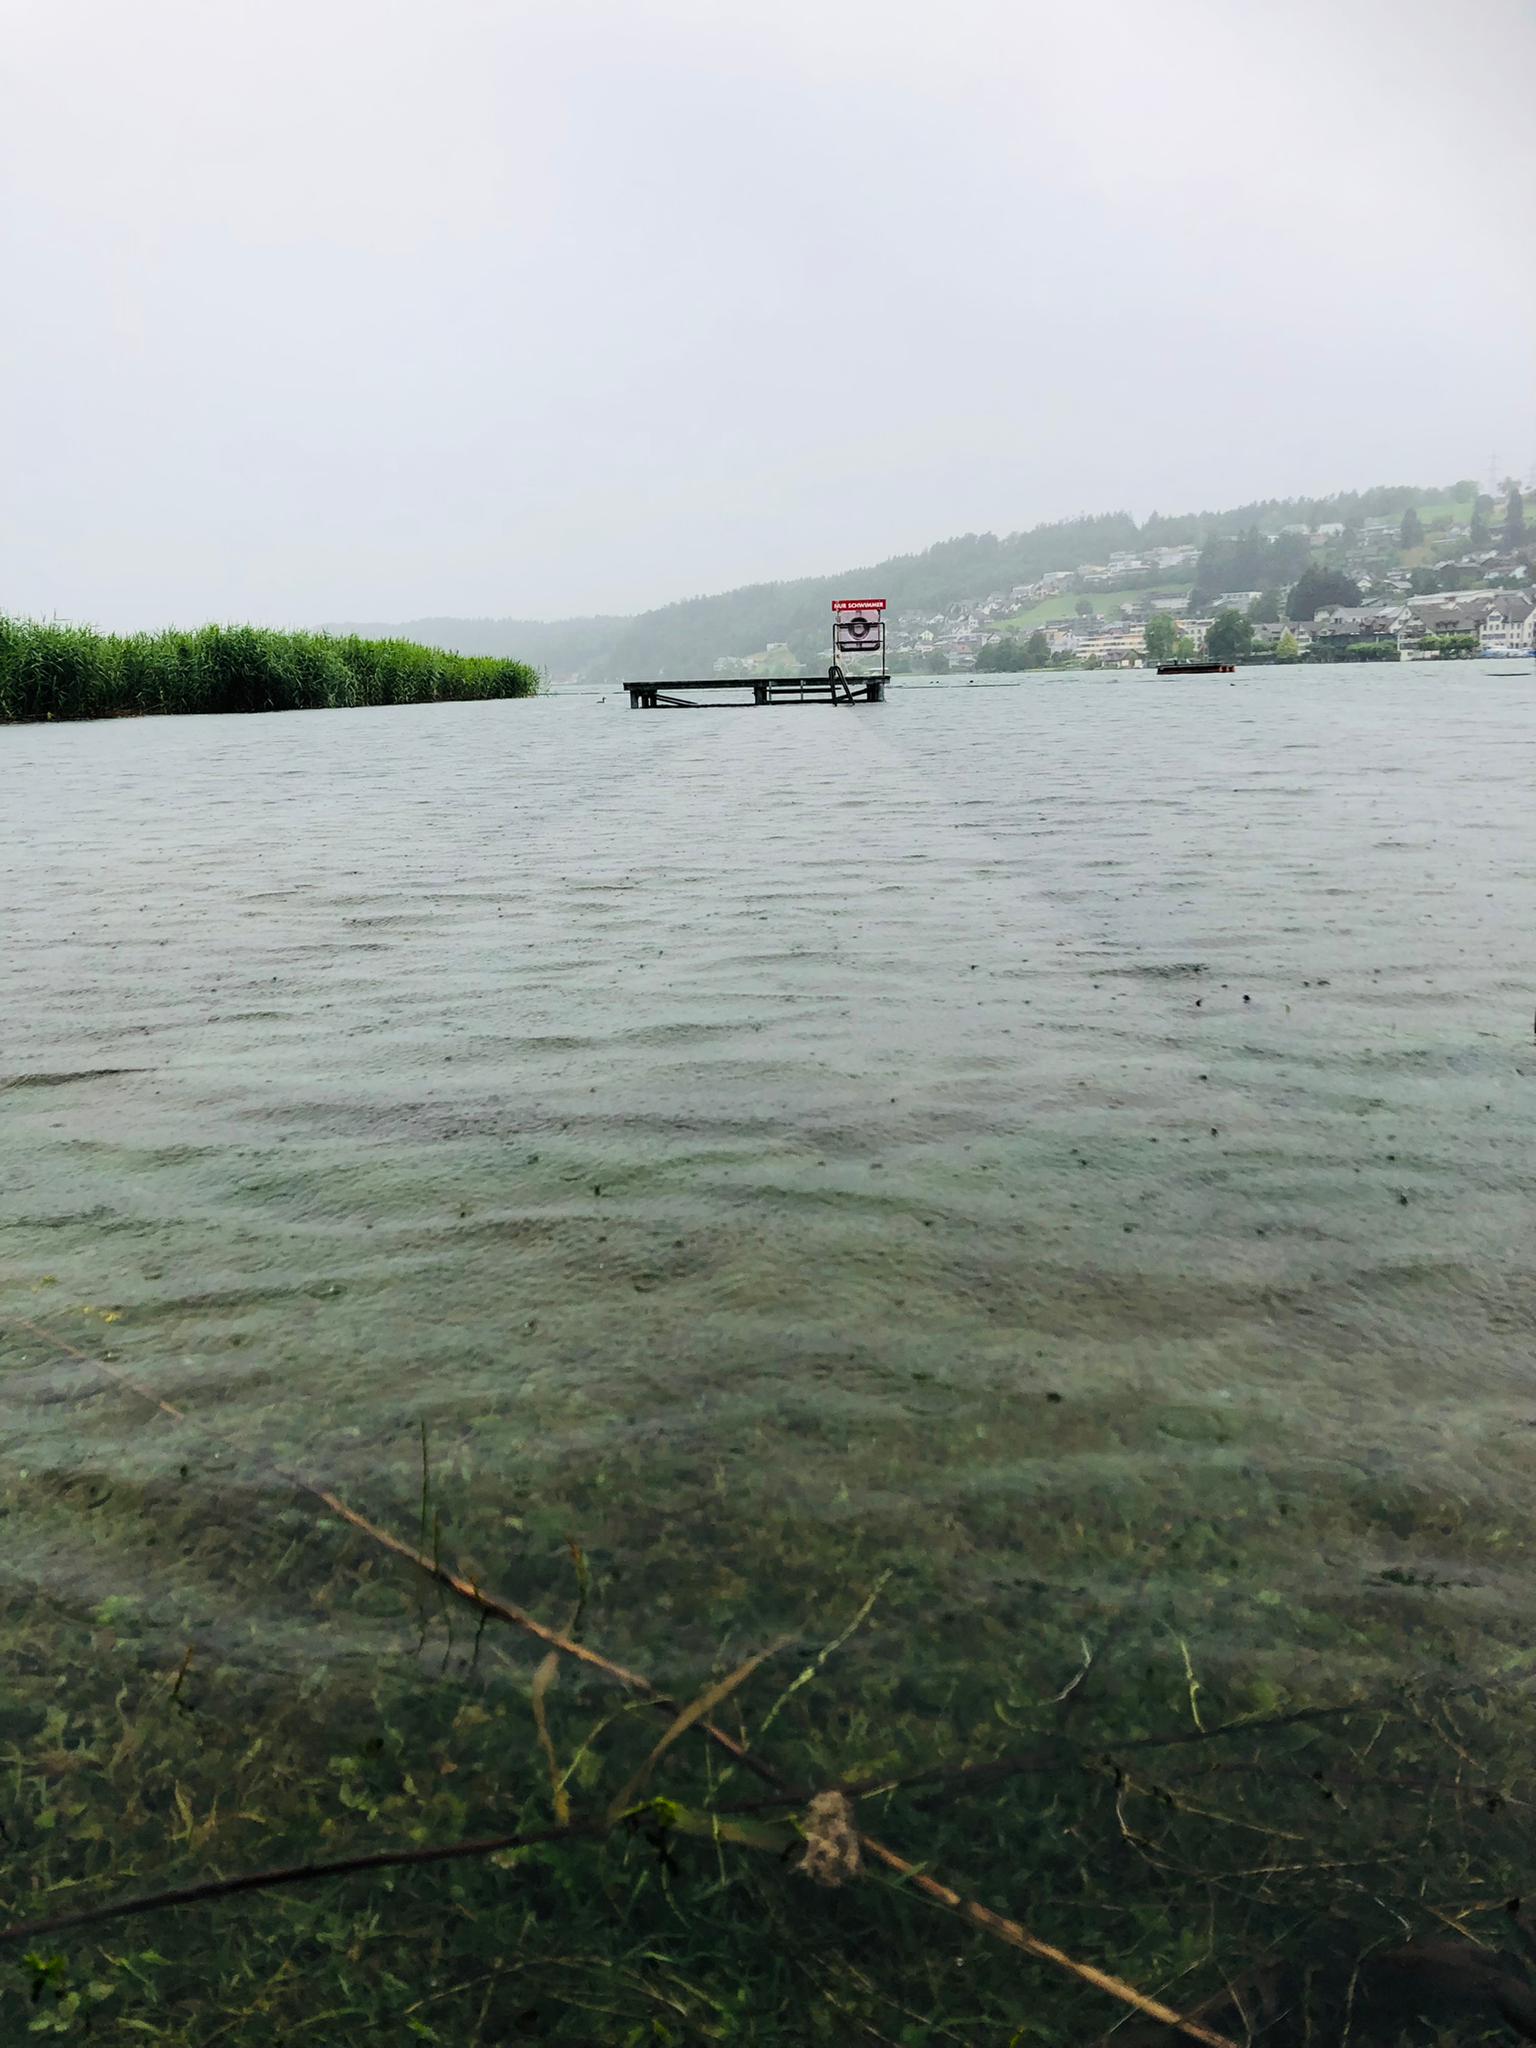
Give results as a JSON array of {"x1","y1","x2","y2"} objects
[{"x1": 325, "y1": 480, "x2": 1484, "y2": 682}]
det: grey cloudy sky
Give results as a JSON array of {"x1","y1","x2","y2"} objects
[{"x1": 4, "y1": 0, "x2": 1534, "y2": 631}]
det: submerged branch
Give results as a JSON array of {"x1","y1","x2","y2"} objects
[{"x1": 0, "y1": 1818, "x2": 602, "y2": 1946}]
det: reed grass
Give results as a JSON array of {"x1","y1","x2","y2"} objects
[{"x1": 0, "y1": 617, "x2": 538, "y2": 724}]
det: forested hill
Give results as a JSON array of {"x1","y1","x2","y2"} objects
[{"x1": 328, "y1": 482, "x2": 1473, "y2": 681}]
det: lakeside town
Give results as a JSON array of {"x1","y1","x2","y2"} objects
[{"x1": 709, "y1": 480, "x2": 1536, "y2": 675}]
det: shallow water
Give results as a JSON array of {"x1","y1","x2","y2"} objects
[{"x1": 4, "y1": 666, "x2": 1536, "y2": 1686}]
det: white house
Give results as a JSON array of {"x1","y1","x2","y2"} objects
[
  {"x1": 1312, "y1": 604, "x2": 1409, "y2": 646},
  {"x1": 1481, "y1": 598, "x2": 1536, "y2": 654},
  {"x1": 1250, "y1": 619, "x2": 1313, "y2": 653},
  {"x1": 1402, "y1": 589, "x2": 1535, "y2": 654},
  {"x1": 1074, "y1": 625, "x2": 1146, "y2": 667},
  {"x1": 1147, "y1": 544, "x2": 1201, "y2": 572}
]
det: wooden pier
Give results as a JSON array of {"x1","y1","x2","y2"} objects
[{"x1": 625, "y1": 672, "x2": 887, "y2": 709}]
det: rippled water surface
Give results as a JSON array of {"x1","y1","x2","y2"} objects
[{"x1": 5, "y1": 668, "x2": 1536, "y2": 1682}]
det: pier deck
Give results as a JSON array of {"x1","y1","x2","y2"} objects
[{"x1": 624, "y1": 674, "x2": 887, "y2": 709}]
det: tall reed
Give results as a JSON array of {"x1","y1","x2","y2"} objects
[{"x1": 0, "y1": 617, "x2": 538, "y2": 723}]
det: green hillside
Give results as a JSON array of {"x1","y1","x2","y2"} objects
[
  {"x1": 330, "y1": 479, "x2": 1486, "y2": 681},
  {"x1": 992, "y1": 582, "x2": 1188, "y2": 630},
  {"x1": 1410, "y1": 492, "x2": 1477, "y2": 527}
]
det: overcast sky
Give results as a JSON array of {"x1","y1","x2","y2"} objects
[{"x1": 3, "y1": 0, "x2": 1534, "y2": 631}]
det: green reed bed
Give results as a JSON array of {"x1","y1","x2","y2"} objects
[{"x1": 0, "y1": 618, "x2": 538, "y2": 723}]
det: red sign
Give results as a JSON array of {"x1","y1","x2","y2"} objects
[{"x1": 831, "y1": 597, "x2": 886, "y2": 612}]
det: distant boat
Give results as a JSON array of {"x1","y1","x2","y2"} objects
[{"x1": 1157, "y1": 661, "x2": 1235, "y2": 675}]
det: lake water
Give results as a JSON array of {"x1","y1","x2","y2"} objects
[{"x1": 4, "y1": 665, "x2": 1536, "y2": 2034}]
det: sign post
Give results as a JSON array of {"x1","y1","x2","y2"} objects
[{"x1": 831, "y1": 598, "x2": 887, "y2": 675}]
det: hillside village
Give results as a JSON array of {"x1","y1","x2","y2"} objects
[
  {"x1": 711, "y1": 481, "x2": 1535, "y2": 676},
  {"x1": 332, "y1": 477, "x2": 1536, "y2": 681}
]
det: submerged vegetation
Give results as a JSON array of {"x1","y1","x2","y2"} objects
[
  {"x1": 5, "y1": 1317, "x2": 1536, "y2": 2044},
  {"x1": 0, "y1": 617, "x2": 538, "y2": 724}
]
